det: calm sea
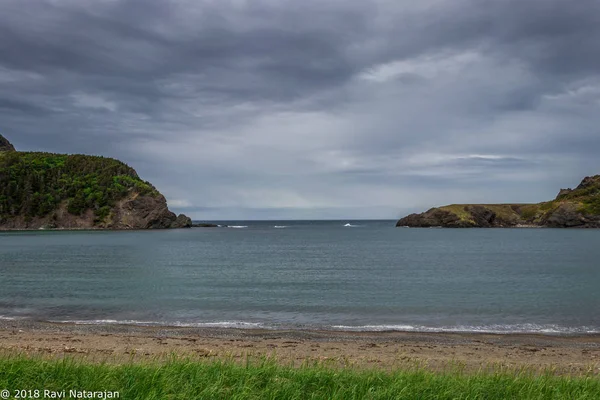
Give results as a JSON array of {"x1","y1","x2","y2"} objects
[{"x1": 1, "y1": 220, "x2": 599, "y2": 334}]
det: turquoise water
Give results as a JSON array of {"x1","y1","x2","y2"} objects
[{"x1": 1, "y1": 221, "x2": 599, "y2": 334}]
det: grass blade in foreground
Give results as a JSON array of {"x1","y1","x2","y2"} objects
[{"x1": 1, "y1": 357, "x2": 600, "y2": 399}]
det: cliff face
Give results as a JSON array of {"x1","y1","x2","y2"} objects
[
  {"x1": 397, "y1": 176, "x2": 600, "y2": 228},
  {"x1": 0, "y1": 135, "x2": 15, "y2": 152},
  {"x1": 0, "y1": 136, "x2": 191, "y2": 230},
  {"x1": 0, "y1": 193, "x2": 191, "y2": 230}
]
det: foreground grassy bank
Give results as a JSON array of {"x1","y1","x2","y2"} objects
[{"x1": 1, "y1": 357, "x2": 599, "y2": 399}]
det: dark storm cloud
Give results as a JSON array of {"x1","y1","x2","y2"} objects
[
  {"x1": 0, "y1": 0, "x2": 599, "y2": 218},
  {"x1": 0, "y1": 0, "x2": 363, "y2": 100},
  {"x1": 0, "y1": 97, "x2": 49, "y2": 115}
]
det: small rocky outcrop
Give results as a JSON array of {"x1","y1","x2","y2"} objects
[
  {"x1": 0, "y1": 135, "x2": 15, "y2": 152},
  {"x1": 556, "y1": 188, "x2": 573, "y2": 199},
  {"x1": 192, "y1": 223, "x2": 220, "y2": 228},
  {"x1": 171, "y1": 214, "x2": 193, "y2": 228},
  {"x1": 577, "y1": 176, "x2": 598, "y2": 190}
]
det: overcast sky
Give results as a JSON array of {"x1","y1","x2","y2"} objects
[{"x1": 1, "y1": 0, "x2": 599, "y2": 220}]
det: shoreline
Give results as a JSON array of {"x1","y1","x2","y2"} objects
[
  {"x1": 1, "y1": 319, "x2": 599, "y2": 375},
  {"x1": 2, "y1": 317, "x2": 598, "y2": 336}
]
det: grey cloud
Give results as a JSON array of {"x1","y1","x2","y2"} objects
[{"x1": 0, "y1": 0, "x2": 599, "y2": 218}]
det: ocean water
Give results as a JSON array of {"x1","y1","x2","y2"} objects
[{"x1": 1, "y1": 220, "x2": 599, "y2": 334}]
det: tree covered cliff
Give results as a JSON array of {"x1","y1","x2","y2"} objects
[{"x1": 0, "y1": 135, "x2": 190, "y2": 229}]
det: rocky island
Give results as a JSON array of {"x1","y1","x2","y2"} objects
[
  {"x1": 397, "y1": 175, "x2": 600, "y2": 228},
  {"x1": 0, "y1": 135, "x2": 191, "y2": 230}
]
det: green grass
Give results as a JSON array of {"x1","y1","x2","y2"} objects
[
  {"x1": 439, "y1": 205, "x2": 474, "y2": 222},
  {"x1": 439, "y1": 204, "x2": 529, "y2": 224},
  {"x1": 480, "y1": 204, "x2": 523, "y2": 222},
  {"x1": 518, "y1": 204, "x2": 541, "y2": 221},
  {"x1": 0, "y1": 356, "x2": 598, "y2": 399}
]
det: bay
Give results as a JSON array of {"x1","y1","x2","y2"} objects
[{"x1": 1, "y1": 221, "x2": 599, "y2": 334}]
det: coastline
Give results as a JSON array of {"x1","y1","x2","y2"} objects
[{"x1": 1, "y1": 320, "x2": 599, "y2": 375}]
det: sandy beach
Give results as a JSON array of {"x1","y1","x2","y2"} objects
[{"x1": 1, "y1": 320, "x2": 599, "y2": 376}]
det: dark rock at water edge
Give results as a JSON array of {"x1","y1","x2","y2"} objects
[
  {"x1": 396, "y1": 209, "x2": 466, "y2": 228},
  {"x1": 542, "y1": 203, "x2": 596, "y2": 228},
  {"x1": 171, "y1": 214, "x2": 193, "y2": 228}
]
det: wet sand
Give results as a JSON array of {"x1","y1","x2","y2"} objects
[{"x1": 1, "y1": 320, "x2": 599, "y2": 376}]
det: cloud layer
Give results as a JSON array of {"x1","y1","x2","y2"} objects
[{"x1": 1, "y1": 0, "x2": 599, "y2": 219}]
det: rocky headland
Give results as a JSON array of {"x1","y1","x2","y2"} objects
[
  {"x1": 397, "y1": 175, "x2": 600, "y2": 228},
  {"x1": 0, "y1": 135, "x2": 191, "y2": 230}
]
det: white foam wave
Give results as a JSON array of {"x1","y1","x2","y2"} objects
[
  {"x1": 21, "y1": 317, "x2": 600, "y2": 336},
  {"x1": 176, "y1": 321, "x2": 265, "y2": 329},
  {"x1": 51, "y1": 319, "x2": 266, "y2": 329},
  {"x1": 344, "y1": 223, "x2": 360, "y2": 227},
  {"x1": 273, "y1": 226, "x2": 288, "y2": 229},
  {"x1": 52, "y1": 319, "x2": 157, "y2": 326},
  {"x1": 227, "y1": 226, "x2": 248, "y2": 229},
  {"x1": 330, "y1": 324, "x2": 600, "y2": 334}
]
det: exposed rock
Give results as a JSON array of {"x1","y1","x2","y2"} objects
[
  {"x1": 543, "y1": 203, "x2": 588, "y2": 228},
  {"x1": 171, "y1": 214, "x2": 193, "y2": 229},
  {"x1": 397, "y1": 208, "x2": 470, "y2": 228},
  {"x1": 115, "y1": 193, "x2": 177, "y2": 229},
  {"x1": 465, "y1": 205, "x2": 496, "y2": 227},
  {"x1": 556, "y1": 188, "x2": 573, "y2": 199},
  {"x1": 101, "y1": 194, "x2": 192, "y2": 229},
  {"x1": 192, "y1": 223, "x2": 220, "y2": 228},
  {"x1": 576, "y1": 176, "x2": 599, "y2": 190},
  {"x1": 0, "y1": 134, "x2": 15, "y2": 152}
]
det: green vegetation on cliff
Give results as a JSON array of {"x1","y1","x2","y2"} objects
[
  {"x1": 556, "y1": 176, "x2": 600, "y2": 215},
  {"x1": 397, "y1": 175, "x2": 600, "y2": 228},
  {"x1": 0, "y1": 151, "x2": 159, "y2": 223},
  {"x1": 0, "y1": 134, "x2": 191, "y2": 230}
]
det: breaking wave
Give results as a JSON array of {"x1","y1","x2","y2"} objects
[
  {"x1": 31, "y1": 319, "x2": 600, "y2": 335},
  {"x1": 50, "y1": 319, "x2": 267, "y2": 329},
  {"x1": 330, "y1": 324, "x2": 600, "y2": 335}
]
